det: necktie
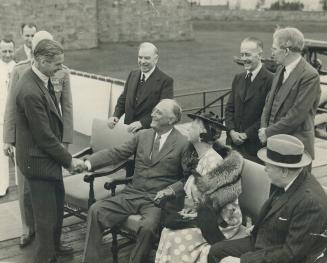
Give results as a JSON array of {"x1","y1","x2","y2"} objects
[
  {"x1": 243, "y1": 72, "x2": 252, "y2": 100},
  {"x1": 48, "y1": 79, "x2": 61, "y2": 115},
  {"x1": 151, "y1": 134, "x2": 161, "y2": 160},
  {"x1": 136, "y1": 73, "x2": 146, "y2": 103}
]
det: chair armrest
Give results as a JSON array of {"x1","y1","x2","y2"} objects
[
  {"x1": 72, "y1": 147, "x2": 93, "y2": 158},
  {"x1": 83, "y1": 160, "x2": 129, "y2": 183},
  {"x1": 104, "y1": 177, "x2": 133, "y2": 190}
]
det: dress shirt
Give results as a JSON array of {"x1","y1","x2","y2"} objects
[
  {"x1": 24, "y1": 44, "x2": 32, "y2": 60},
  {"x1": 283, "y1": 56, "x2": 301, "y2": 83},
  {"x1": 142, "y1": 66, "x2": 156, "y2": 81},
  {"x1": 246, "y1": 62, "x2": 262, "y2": 82}
]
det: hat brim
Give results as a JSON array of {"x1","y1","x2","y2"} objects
[
  {"x1": 187, "y1": 113, "x2": 228, "y2": 131},
  {"x1": 257, "y1": 147, "x2": 312, "y2": 168}
]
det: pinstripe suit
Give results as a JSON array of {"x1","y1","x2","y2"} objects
[
  {"x1": 15, "y1": 68, "x2": 72, "y2": 262},
  {"x1": 208, "y1": 169, "x2": 327, "y2": 263}
]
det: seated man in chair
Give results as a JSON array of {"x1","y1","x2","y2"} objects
[{"x1": 80, "y1": 99, "x2": 189, "y2": 263}]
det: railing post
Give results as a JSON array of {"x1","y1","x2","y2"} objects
[
  {"x1": 203, "y1": 92, "x2": 206, "y2": 113},
  {"x1": 221, "y1": 97, "x2": 224, "y2": 119}
]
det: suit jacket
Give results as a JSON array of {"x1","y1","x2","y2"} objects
[
  {"x1": 14, "y1": 46, "x2": 29, "y2": 63},
  {"x1": 88, "y1": 128, "x2": 189, "y2": 199},
  {"x1": 261, "y1": 58, "x2": 321, "y2": 158},
  {"x1": 225, "y1": 66, "x2": 273, "y2": 158},
  {"x1": 15, "y1": 68, "x2": 72, "y2": 180},
  {"x1": 114, "y1": 67, "x2": 173, "y2": 128},
  {"x1": 3, "y1": 61, "x2": 74, "y2": 144},
  {"x1": 241, "y1": 169, "x2": 327, "y2": 263}
]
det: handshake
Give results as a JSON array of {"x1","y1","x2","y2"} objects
[{"x1": 68, "y1": 158, "x2": 88, "y2": 174}]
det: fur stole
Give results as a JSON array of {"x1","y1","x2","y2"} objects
[{"x1": 193, "y1": 141, "x2": 243, "y2": 210}]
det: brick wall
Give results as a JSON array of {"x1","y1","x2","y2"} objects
[{"x1": 97, "y1": 0, "x2": 194, "y2": 42}]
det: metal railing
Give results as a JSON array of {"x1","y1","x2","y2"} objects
[{"x1": 174, "y1": 88, "x2": 231, "y2": 120}]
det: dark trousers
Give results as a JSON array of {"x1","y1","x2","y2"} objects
[
  {"x1": 82, "y1": 192, "x2": 161, "y2": 263},
  {"x1": 27, "y1": 178, "x2": 65, "y2": 263},
  {"x1": 208, "y1": 237, "x2": 254, "y2": 263}
]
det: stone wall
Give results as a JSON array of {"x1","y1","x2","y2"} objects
[
  {"x1": 97, "y1": 0, "x2": 194, "y2": 42},
  {"x1": 0, "y1": 0, "x2": 193, "y2": 49},
  {"x1": 0, "y1": 0, "x2": 98, "y2": 50},
  {"x1": 191, "y1": 6, "x2": 327, "y2": 21}
]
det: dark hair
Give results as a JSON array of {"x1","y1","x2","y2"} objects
[
  {"x1": 200, "y1": 122, "x2": 222, "y2": 143},
  {"x1": 33, "y1": 39, "x2": 63, "y2": 61},
  {"x1": 0, "y1": 36, "x2": 15, "y2": 46},
  {"x1": 21, "y1": 23, "x2": 37, "y2": 33}
]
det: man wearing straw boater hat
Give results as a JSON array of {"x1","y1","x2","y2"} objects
[{"x1": 208, "y1": 134, "x2": 327, "y2": 263}]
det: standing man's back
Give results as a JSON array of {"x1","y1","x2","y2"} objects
[{"x1": 108, "y1": 42, "x2": 173, "y2": 133}]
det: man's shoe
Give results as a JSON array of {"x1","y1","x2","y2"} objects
[
  {"x1": 55, "y1": 244, "x2": 74, "y2": 256},
  {"x1": 19, "y1": 233, "x2": 35, "y2": 248}
]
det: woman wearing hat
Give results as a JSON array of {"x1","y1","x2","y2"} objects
[{"x1": 155, "y1": 112, "x2": 244, "y2": 263}]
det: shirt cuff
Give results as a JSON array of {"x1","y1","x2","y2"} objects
[{"x1": 85, "y1": 160, "x2": 92, "y2": 171}]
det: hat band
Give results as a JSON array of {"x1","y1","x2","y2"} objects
[{"x1": 267, "y1": 148, "x2": 302, "y2": 164}]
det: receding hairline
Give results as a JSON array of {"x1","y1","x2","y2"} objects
[
  {"x1": 138, "y1": 42, "x2": 158, "y2": 55},
  {"x1": 241, "y1": 37, "x2": 263, "y2": 51},
  {"x1": 21, "y1": 23, "x2": 37, "y2": 32}
]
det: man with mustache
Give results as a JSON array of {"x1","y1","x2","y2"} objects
[
  {"x1": 107, "y1": 42, "x2": 173, "y2": 133},
  {"x1": 225, "y1": 37, "x2": 273, "y2": 163}
]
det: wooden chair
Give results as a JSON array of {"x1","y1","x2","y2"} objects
[{"x1": 63, "y1": 118, "x2": 133, "y2": 220}]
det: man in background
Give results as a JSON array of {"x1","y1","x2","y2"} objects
[
  {"x1": 225, "y1": 37, "x2": 273, "y2": 163},
  {"x1": 14, "y1": 22, "x2": 37, "y2": 62},
  {"x1": 107, "y1": 42, "x2": 173, "y2": 133},
  {"x1": 259, "y1": 27, "x2": 321, "y2": 161}
]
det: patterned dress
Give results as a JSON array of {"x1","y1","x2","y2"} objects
[{"x1": 155, "y1": 147, "x2": 242, "y2": 263}]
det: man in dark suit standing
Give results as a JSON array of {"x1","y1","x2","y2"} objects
[
  {"x1": 107, "y1": 42, "x2": 173, "y2": 133},
  {"x1": 81, "y1": 99, "x2": 189, "y2": 263},
  {"x1": 259, "y1": 27, "x2": 321, "y2": 160},
  {"x1": 15, "y1": 39, "x2": 82, "y2": 263},
  {"x1": 225, "y1": 37, "x2": 273, "y2": 163},
  {"x1": 14, "y1": 23, "x2": 37, "y2": 62},
  {"x1": 208, "y1": 134, "x2": 327, "y2": 263}
]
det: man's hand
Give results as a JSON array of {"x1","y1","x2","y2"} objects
[
  {"x1": 69, "y1": 158, "x2": 87, "y2": 174},
  {"x1": 107, "y1": 117, "x2": 119, "y2": 129},
  {"x1": 258, "y1": 128, "x2": 267, "y2": 144},
  {"x1": 62, "y1": 143, "x2": 69, "y2": 150},
  {"x1": 127, "y1": 121, "x2": 142, "y2": 133},
  {"x1": 3, "y1": 143, "x2": 14, "y2": 158},
  {"x1": 230, "y1": 130, "x2": 246, "y2": 145},
  {"x1": 154, "y1": 187, "x2": 175, "y2": 202},
  {"x1": 220, "y1": 256, "x2": 240, "y2": 263}
]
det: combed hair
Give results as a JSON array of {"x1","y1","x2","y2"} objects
[
  {"x1": 273, "y1": 27, "x2": 304, "y2": 53},
  {"x1": 33, "y1": 39, "x2": 63, "y2": 61},
  {"x1": 160, "y1": 99, "x2": 182, "y2": 124},
  {"x1": 242, "y1": 36, "x2": 263, "y2": 50},
  {"x1": 0, "y1": 36, "x2": 15, "y2": 46},
  {"x1": 139, "y1": 42, "x2": 158, "y2": 55},
  {"x1": 21, "y1": 22, "x2": 37, "y2": 33}
]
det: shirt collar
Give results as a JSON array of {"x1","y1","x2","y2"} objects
[
  {"x1": 155, "y1": 128, "x2": 173, "y2": 150},
  {"x1": 24, "y1": 44, "x2": 32, "y2": 60},
  {"x1": 284, "y1": 173, "x2": 300, "y2": 192},
  {"x1": 32, "y1": 65, "x2": 49, "y2": 88},
  {"x1": 246, "y1": 62, "x2": 262, "y2": 82},
  {"x1": 141, "y1": 66, "x2": 156, "y2": 81},
  {"x1": 284, "y1": 56, "x2": 301, "y2": 78}
]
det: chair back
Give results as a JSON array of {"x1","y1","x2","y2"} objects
[
  {"x1": 90, "y1": 118, "x2": 133, "y2": 153},
  {"x1": 239, "y1": 159, "x2": 271, "y2": 221}
]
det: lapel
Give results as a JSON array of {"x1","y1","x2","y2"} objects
[
  {"x1": 137, "y1": 67, "x2": 160, "y2": 106},
  {"x1": 128, "y1": 70, "x2": 141, "y2": 108},
  {"x1": 143, "y1": 129, "x2": 156, "y2": 165},
  {"x1": 244, "y1": 67, "x2": 267, "y2": 102},
  {"x1": 30, "y1": 69, "x2": 63, "y2": 123},
  {"x1": 261, "y1": 170, "x2": 306, "y2": 223},
  {"x1": 272, "y1": 58, "x2": 306, "y2": 117},
  {"x1": 265, "y1": 66, "x2": 283, "y2": 118},
  {"x1": 151, "y1": 128, "x2": 177, "y2": 165}
]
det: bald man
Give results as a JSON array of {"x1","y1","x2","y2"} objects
[{"x1": 108, "y1": 42, "x2": 174, "y2": 133}]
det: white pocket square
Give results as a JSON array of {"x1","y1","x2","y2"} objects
[{"x1": 278, "y1": 217, "x2": 288, "y2": 221}]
